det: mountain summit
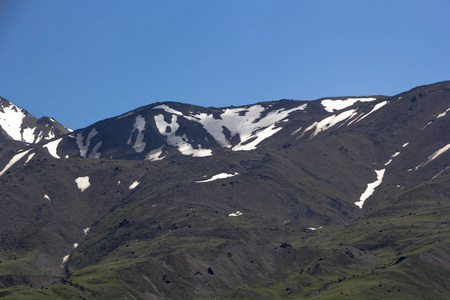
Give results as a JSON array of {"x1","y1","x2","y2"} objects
[
  {"x1": 0, "y1": 81, "x2": 449, "y2": 299},
  {"x1": 0, "y1": 97, "x2": 70, "y2": 144}
]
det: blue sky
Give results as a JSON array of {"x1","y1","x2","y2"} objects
[{"x1": 1, "y1": 0, "x2": 449, "y2": 130}]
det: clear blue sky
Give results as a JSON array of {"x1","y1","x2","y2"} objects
[{"x1": 1, "y1": 0, "x2": 449, "y2": 130}]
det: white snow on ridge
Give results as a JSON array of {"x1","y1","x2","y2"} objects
[
  {"x1": 355, "y1": 169, "x2": 385, "y2": 208},
  {"x1": 186, "y1": 104, "x2": 307, "y2": 150},
  {"x1": 415, "y1": 144, "x2": 450, "y2": 170},
  {"x1": 117, "y1": 111, "x2": 135, "y2": 119},
  {"x1": 153, "y1": 103, "x2": 307, "y2": 152},
  {"x1": 303, "y1": 109, "x2": 357, "y2": 138},
  {"x1": 22, "y1": 127, "x2": 37, "y2": 143},
  {"x1": 43, "y1": 138, "x2": 62, "y2": 159},
  {"x1": 0, "y1": 149, "x2": 32, "y2": 176},
  {"x1": 196, "y1": 172, "x2": 239, "y2": 183},
  {"x1": 154, "y1": 114, "x2": 212, "y2": 157},
  {"x1": 356, "y1": 101, "x2": 389, "y2": 123},
  {"x1": 0, "y1": 103, "x2": 27, "y2": 141},
  {"x1": 44, "y1": 194, "x2": 51, "y2": 201},
  {"x1": 153, "y1": 104, "x2": 183, "y2": 116},
  {"x1": 321, "y1": 97, "x2": 377, "y2": 113},
  {"x1": 75, "y1": 176, "x2": 90, "y2": 192}
]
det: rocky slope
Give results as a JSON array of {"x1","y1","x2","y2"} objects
[{"x1": 0, "y1": 81, "x2": 449, "y2": 299}]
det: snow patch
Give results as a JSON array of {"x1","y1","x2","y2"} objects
[
  {"x1": 128, "y1": 115, "x2": 146, "y2": 153},
  {"x1": 355, "y1": 169, "x2": 385, "y2": 208},
  {"x1": 309, "y1": 227, "x2": 323, "y2": 231},
  {"x1": 303, "y1": 109, "x2": 356, "y2": 138},
  {"x1": 22, "y1": 127, "x2": 37, "y2": 143},
  {"x1": 384, "y1": 152, "x2": 400, "y2": 166},
  {"x1": 75, "y1": 176, "x2": 90, "y2": 192},
  {"x1": 44, "y1": 194, "x2": 51, "y2": 201},
  {"x1": 432, "y1": 167, "x2": 450, "y2": 179},
  {"x1": 145, "y1": 146, "x2": 165, "y2": 161},
  {"x1": 43, "y1": 138, "x2": 62, "y2": 159},
  {"x1": 45, "y1": 131, "x2": 55, "y2": 140},
  {"x1": 89, "y1": 142, "x2": 102, "y2": 158},
  {"x1": 154, "y1": 114, "x2": 212, "y2": 157},
  {"x1": 61, "y1": 254, "x2": 70, "y2": 268},
  {"x1": 321, "y1": 97, "x2": 377, "y2": 112},
  {"x1": 229, "y1": 211, "x2": 243, "y2": 217},
  {"x1": 0, "y1": 149, "x2": 32, "y2": 176},
  {"x1": 0, "y1": 102, "x2": 27, "y2": 141},
  {"x1": 73, "y1": 243, "x2": 78, "y2": 248},
  {"x1": 291, "y1": 126, "x2": 303, "y2": 136},
  {"x1": 355, "y1": 101, "x2": 389, "y2": 122},
  {"x1": 196, "y1": 172, "x2": 239, "y2": 183},
  {"x1": 117, "y1": 111, "x2": 135, "y2": 119},
  {"x1": 84, "y1": 227, "x2": 90, "y2": 236},
  {"x1": 436, "y1": 107, "x2": 450, "y2": 118},
  {"x1": 415, "y1": 144, "x2": 450, "y2": 170},
  {"x1": 402, "y1": 142, "x2": 409, "y2": 148},
  {"x1": 233, "y1": 123, "x2": 282, "y2": 151},
  {"x1": 76, "y1": 128, "x2": 98, "y2": 158},
  {"x1": 24, "y1": 152, "x2": 35, "y2": 164},
  {"x1": 129, "y1": 181, "x2": 140, "y2": 189}
]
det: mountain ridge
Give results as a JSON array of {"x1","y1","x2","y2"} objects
[{"x1": 0, "y1": 81, "x2": 449, "y2": 299}]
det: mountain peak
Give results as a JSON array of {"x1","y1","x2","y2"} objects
[{"x1": 0, "y1": 96, "x2": 70, "y2": 144}]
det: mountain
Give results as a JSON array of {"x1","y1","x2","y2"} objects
[
  {"x1": 0, "y1": 97, "x2": 70, "y2": 145},
  {"x1": 0, "y1": 81, "x2": 449, "y2": 299}
]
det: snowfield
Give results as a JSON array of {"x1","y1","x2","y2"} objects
[
  {"x1": 321, "y1": 97, "x2": 376, "y2": 112},
  {"x1": 153, "y1": 103, "x2": 307, "y2": 152}
]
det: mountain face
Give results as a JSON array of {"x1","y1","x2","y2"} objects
[
  {"x1": 0, "y1": 81, "x2": 449, "y2": 299},
  {"x1": 0, "y1": 97, "x2": 70, "y2": 145}
]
